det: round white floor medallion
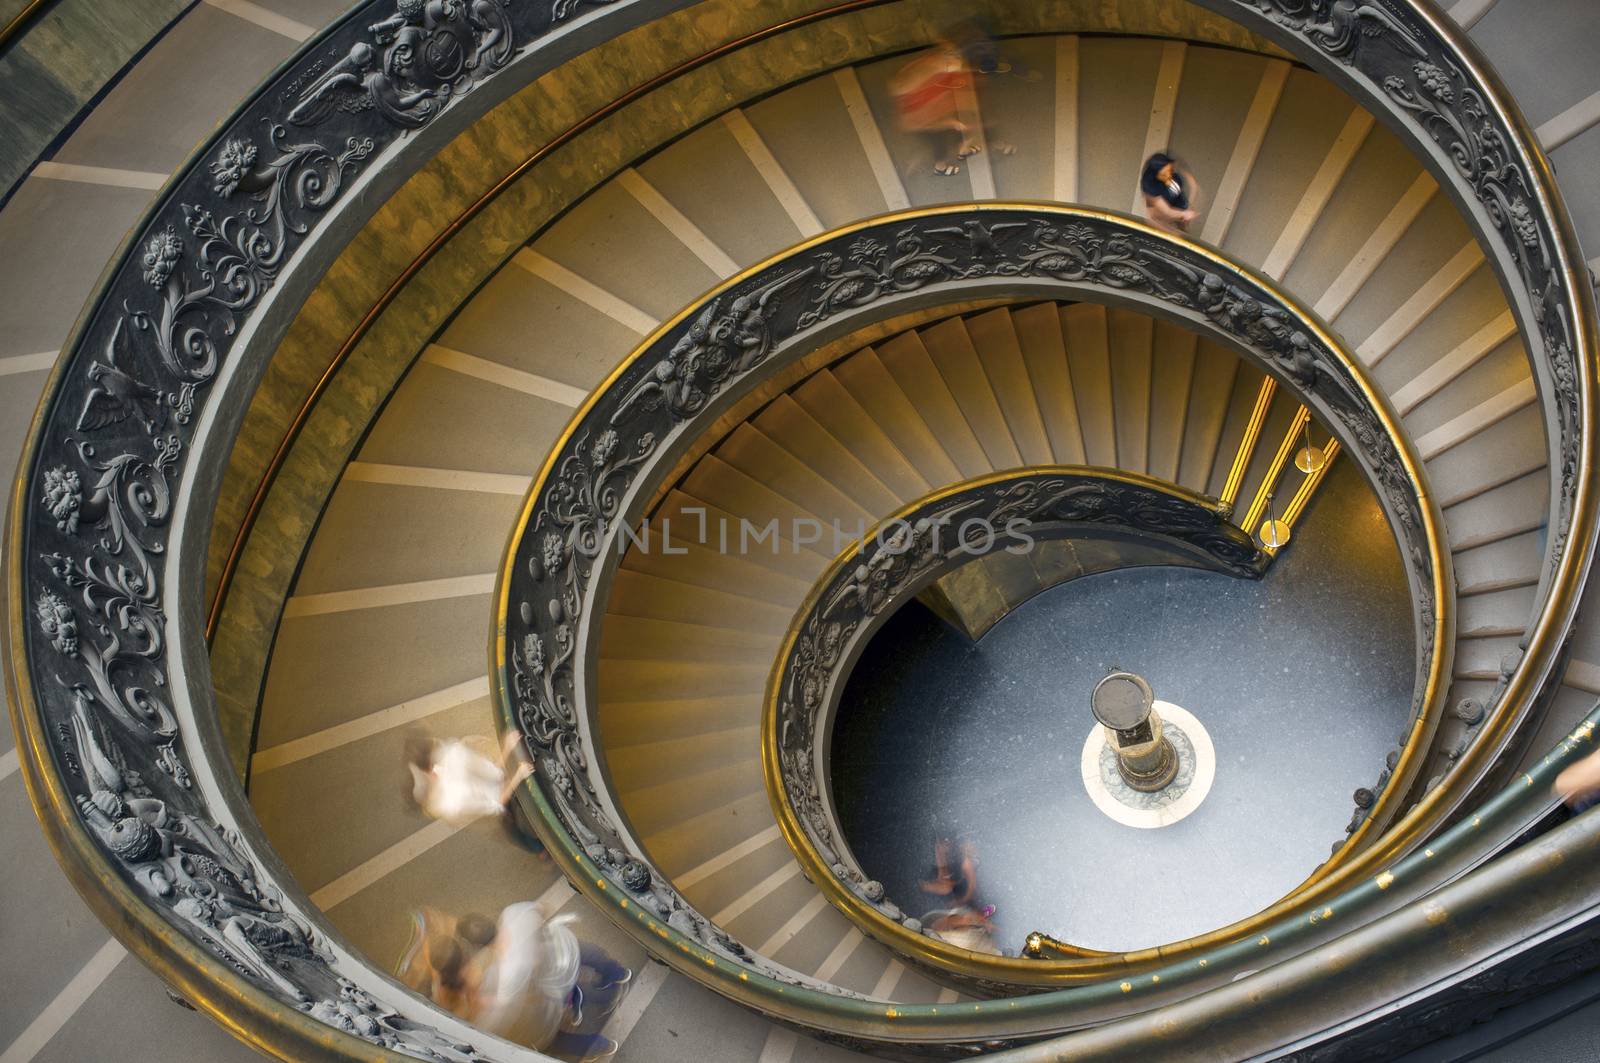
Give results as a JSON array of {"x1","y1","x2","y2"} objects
[{"x1": 1079, "y1": 701, "x2": 1217, "y2": 829}]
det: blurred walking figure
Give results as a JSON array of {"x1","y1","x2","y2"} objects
[
  {"x1": 407, "y1": 731, "x2": 533, "y2": 827},
  {"x1": 399, "y1": 902, "x2": 632, "y2": 1062},
  {"x1": 919, "y1": 837, "x2": 1001, "y2": 955},
  {"x1": 398, "y1": 908, "x2": 498, "y2": 1017},
  {"x1": 890, "y1": 35, "x2": 975, "y2": 176},
  {"x1": 1555, "y1": 746, "x2": 1600, "y2": 813},
  {"x1": 1140, "y1": 152, "x2": 1202, "y2": 233},
  {"x1": 890, "y1": 24, "x2": 1015, "y2": 177}
]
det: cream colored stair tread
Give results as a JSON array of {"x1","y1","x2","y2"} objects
[
  {"x1": 605, "y1": 568, "x2": 795, "y2": 631},
  {"x1": 1223, "y1": 70, "x2": 1364, "y2": 266},
  {"x1": 635, "y1": 117, "x2": 809, "y2": 268},
  {"x1": 677, "y1": 833, "x2": 799, "y2": 919},
  {"x1": 1368, "y1": 268, "x2": 1515, "y2": 395},
  {"x1": 1279, "y1": 122, "x2": 1425, "y2": 302},
  {"x1": 599, "y1": 614, "x2": 782, "y2": 660},
  {"x1": 291, "y1": 481, "x2": 520, "y2": 596},
  {"x1": 742, "y1": 72, "x2": 891, "y2": 229},
  {"x1": 253, "y1": 696, "x2": 492, "y2": 894},
  {"x1": 344, "y1": 361, "x2": 567, "y2": 477},
  {"x1": 754, "y1": 394, "x2": 907, "y2": 515},
  {"x1": 1334, "y1": 194, "x2": 1484, "y2": 349},
  {"x1": 874, "y1": 329, "x2": 993, "y2": 478},
  {"x1": 1454, "y1": 634, "x2": 1527, "y2": 679},
  {"x1": 259, "y1": 595, "x2": 490, "y2": 748},
  {"x1": 653, "y1": 490, "x2": 834, "y2": 577},
  {"x1": 1010, "y1": 301, "x2": 1088, "y2": 465},
  {"x1": 1147, "y1": 321, "x2": 1199, "y2": 483},
  {"x1": 963, "y1": 307, "x2": 1054, "y2": 466},
  {"x1": 1060, "y1": 303, "x2": 1117, "y2": 468},
  {"x1": 623, "y1": 757, "x2": 765, "y2": 840},
  {"x1": 607, "y1": 727, "x2": 761, "y2": 796},
  {"x1": 437, "y1": 260, "x2": 643, "y2": 390},
  {"x1": 851, "y1": 54, "x2": 978, "y2": 208},
  {"x1": 1075, "y1": 36, "x2": 1167, "y2": 210},
  {"x1": 600, "y1": 693, "x2": 761, "y2": 750},
  {"x1": 1454, "y1": 530, "x2": 1545, "y2": 595},
  {"x1": 1423, "y1": 405, "x2": 1547, "y2": 506},
  {"x1": 919, "y1": 316, "x2": 1026, "y2": 470},
  {"x1": 1176, "y1": 339, "x2": 1242, "y2": 495},
  {"x1": 681, "y1": 454, "x2": 849, "y2": 558},
  {"x1": 619, "y1": 535, "x2": 815, "y2": 606},
  {"x1": 1107, "y1": 307, "x2": 1155, "y2": 473},
  {"x1": 530, "y1": 178, "x2": 722, "y2": 323},
  {"x1": 716, "y1": 423, "x2": 878, "y2": 527},
  {"x1": 1167, "y1": 45, "x2": 1274, "y2": 236},
  {"x1": 638, "y1": 788, "x2": 777, "y2": 875},
  {"x1": 1458, "y1": 584, "x2": 1538, "y2": 638},
  {"x1": 831, "y1": 346, "x2": 966, "y2": 484},
  {"x1": 975, "y1": 35, "x2": 1058, "y2": 199},
  {"x1": 1441, "y1": 470, "x2": 1550, "y2": 553},
  {"x1": 1400, "y1": 338, "x2": 1530, "y2": 444},
  {"x1": 790, "y1": 369, "x2": 934, "y2": 501},
  {"x1": 600, "y1": 658, "x2": 773, "y2": 703}
]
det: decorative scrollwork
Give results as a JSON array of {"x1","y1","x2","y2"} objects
[{"x1": 16, "y1": 0, "x2": 620, "y2": 1054}]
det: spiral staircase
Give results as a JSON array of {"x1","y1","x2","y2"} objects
[{"x1": 4, "y1": 0, "x2": 1600, "y2": 1060}]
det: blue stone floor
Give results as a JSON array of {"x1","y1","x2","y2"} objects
[{"x1": 830, "y1": 460, "x2": 1415, "y2": 953}]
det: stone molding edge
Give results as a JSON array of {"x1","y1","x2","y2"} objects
[
  {"x1": 0, "y1": 0, "x2": 1591, "y2": 1057},
  {"x1": 762, "y1": 467, "x2": 1267, "y2": 977},
  {"x1": 497, "y1": 204, "x2": 1449, "y2": 1005}
]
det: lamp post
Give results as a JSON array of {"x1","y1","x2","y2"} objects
[{"x1": 1090, "y1": 671, "x2": 1179, "y2": 792}]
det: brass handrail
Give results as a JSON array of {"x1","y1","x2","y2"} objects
[
  {"x1": 1218, "y1": 376, "x2": 1276, "y2": 511},
  {"x1": 1240, "y1": 405, "x2": 1309, "y2": 534}
]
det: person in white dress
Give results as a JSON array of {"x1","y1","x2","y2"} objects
[{"x1": 407, "y1": 730, "x2": 533, "y2": 826}]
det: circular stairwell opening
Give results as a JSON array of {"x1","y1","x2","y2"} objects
[{"x1": 828, "y1": 457, "x2": 1415, "y2": 954}]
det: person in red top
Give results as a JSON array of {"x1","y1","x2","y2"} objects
[{"x1": 890, "y1": 35, "x2": 978, "y2": 176}]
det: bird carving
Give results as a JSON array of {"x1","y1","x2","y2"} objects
[
  {"x1": 77, "y1": 319, "x2": 165, "y2": 434},
  {"x1": 926, "y1": 219, "x2": 1027, "y2": 258}
]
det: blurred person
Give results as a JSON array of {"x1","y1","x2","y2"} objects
[
  {"x1": 1140, "y1": 152, "x2": 1202, "y2": 234},
  {"x1": 889, "y1": 32, "x2": 986, "y2": 175},
  {"x1": 407, "y1": 730, "x2": 533, "y2": 827},
  {"x1": 397, "y1": 908, "x2": 498, "y2": 1017},
  {"x1": 468, "y1": 901, "x2": 632, "y2": 1061},
  {"x1": 919, "y1": 837, "x2": 1001, "y2": 955}
]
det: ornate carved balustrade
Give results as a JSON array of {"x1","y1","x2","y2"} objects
[{"x1": 3, "y1": 0, "x2": 1597, "y2": 1057}]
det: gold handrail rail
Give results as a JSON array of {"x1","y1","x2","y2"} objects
[
  {"x1": 1218, "y1": 376, "x2": 1276, "y2": 511},
  {"x1": 1240, "y1": 405, "x2": 1310, "y2": 534}
]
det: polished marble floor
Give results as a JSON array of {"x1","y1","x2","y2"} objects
[{"x1": 830, "y1": 460, "x2": 1416, "y2": 953}]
